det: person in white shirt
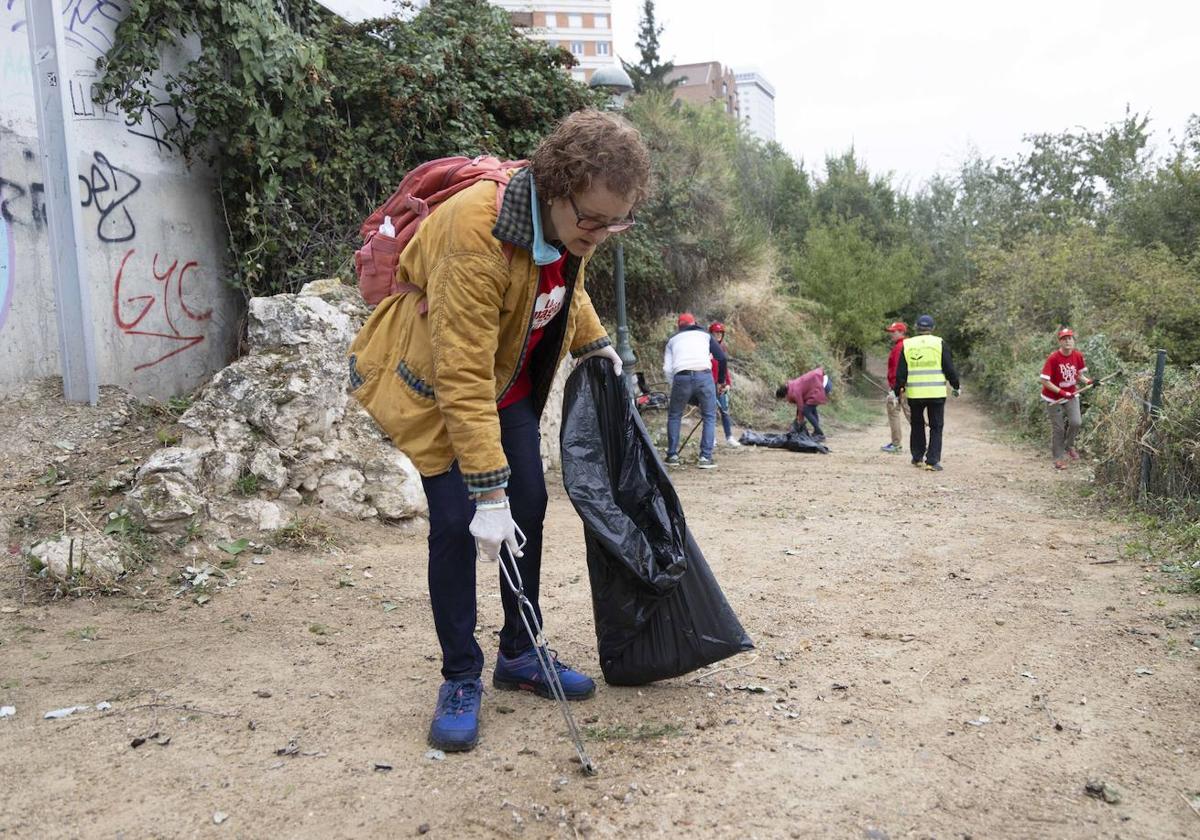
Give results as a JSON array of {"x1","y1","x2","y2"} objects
[{"x1": 662, "y1": 313, "x2": 727, "y2": 468}]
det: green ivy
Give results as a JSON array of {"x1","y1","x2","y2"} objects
[{"x1": 96, "y1": 0, "x2": 601, "y2": 298}]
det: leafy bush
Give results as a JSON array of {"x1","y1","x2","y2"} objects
[{"x1": 98, "y1": 0, "x2": 598, "y2": 298}]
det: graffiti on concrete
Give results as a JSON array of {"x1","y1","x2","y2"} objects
[
  {"x1": 123, "y1": 95, "x2": 189, "y2": 154},
  {"x1": 112, "y1": 248, "x2": 213, "y2": 370},
  {"x1": 7, "y1": 1, "x2": 124, "y2": 59},
  {"x1": 79, "y1": 150, "x2": 140, "y2": 243},
  {"x1": 1, "y1": 147, "x2": 140, "y2": 243},
  {"x1": 0, "y1": 173, "x2": 46, "y2": 227},
  {"x1": 4, "y1": 0, "x2": 188, "y2": 153},
  {"x1": 62, "y1": 0, "x2": 123, "y2": 59},
  {"x1": 69, "y1": 74, "x2": 122, "y2": 121},
  {"x1": 0, "y1": 216, "x2": 12, "y2": 331}
]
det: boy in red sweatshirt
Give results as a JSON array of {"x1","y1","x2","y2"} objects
[
  {"x1": 881, "y1": 321, "x2": 910, "y2": 453},
  {"x1": 1040, "y1": 328, "x2": 1099, "y2": 470}
]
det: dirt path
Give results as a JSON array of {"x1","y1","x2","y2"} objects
[{"x1": 2, "y1": 392, "x2": 1199, "y2": 839}]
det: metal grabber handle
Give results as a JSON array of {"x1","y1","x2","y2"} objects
[{"x1": 497, "y1": 525, "x2": 598, "y2": 776}]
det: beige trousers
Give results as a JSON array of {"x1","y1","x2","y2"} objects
[{"x1": 887, "y1": 393, "x2": 911, "y2": 447}]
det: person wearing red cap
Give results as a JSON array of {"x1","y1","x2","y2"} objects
[
  {"x1": 708, "y1": 321, "x2": 740, "y2": 447},
  {"x1": 1040, "y1": 327, "x2": 1099, "y2": 470},
  {"x1": 881, "y1": 321, "x2": 911, "y2": 453},
  {"x1": 663, "y1": 313, "x2": 727, "y2": 468}
]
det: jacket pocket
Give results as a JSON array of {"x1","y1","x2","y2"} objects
[
  {"x1": 395, "y1": 359, "x2": 435, "y2": 401},
  {"x1": 349, "y1": 354, "x2": 446, "y2": 474}
]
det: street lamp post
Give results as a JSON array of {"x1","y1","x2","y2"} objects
[{"x1": 587, "y1": 65, "x2": 638, "y2": 401}]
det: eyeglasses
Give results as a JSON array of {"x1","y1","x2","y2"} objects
[{"x1": 568, "y1": 195, "x2": 636, "y2": 234}]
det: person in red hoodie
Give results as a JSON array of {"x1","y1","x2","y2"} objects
[
  {"x1": 708, "y1": 321, "x2": 741, "y2": 447},
  {"x1": 881, "y1": 321, "x2": 911, "y2": 453},
  {"x1": 776, "y1": 367, "x2": 831, "y2": 441},
  {"x1": 1040, "y1": 327, "x2": 1100, "y2": 470}
]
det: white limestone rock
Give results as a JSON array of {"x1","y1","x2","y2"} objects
[
  {"x1": 30, "y1": 534, "x2": 126, "y2": 585},
  {"x1": 127, "y1": 472, "x2": 207, "y2": 532},
  {"x1": 249, "y1": 447, "x2": 289, "y2": 494},
  {"x1": 136, "y1": 446, "x2": 206, "y2": 482},
  {"x1": 127, "y1": 278, "x2": 428, "y2": 532}
]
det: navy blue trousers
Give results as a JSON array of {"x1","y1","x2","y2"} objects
[
  {"x1": 420, "y1": 398, "x2": 548, "y2": 680},
  {"x1": 799, "y1": 404, "x2": 824, "y2": 437},
  {"x1": 908, "y1": 397, "x2": 946, "y2": 465}
]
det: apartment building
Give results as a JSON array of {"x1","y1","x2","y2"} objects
[
  {"x1": 734, "y1": 68, "x2": 776, "y2": 142},
  {"x1": 491, "y1": 1, "x2": 617, "y2": 82},
  {"x1": 667, "y1": 62, "x2": 739, "y2": 119}
]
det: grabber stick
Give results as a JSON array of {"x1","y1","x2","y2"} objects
[
  {"x1": 1050, "y1": 369, "x2": 1125, "y2": 405},
  {"x1": 497, "y1": 527, "x2": 598, "y2": 776}
]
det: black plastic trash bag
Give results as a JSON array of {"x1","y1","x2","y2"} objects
[
  {"x1": 739, "y1": 427, "x2": 830, "y2": 453},
  {"x1": 560, "y1": 358, "x2": 754, "y2": 686}
]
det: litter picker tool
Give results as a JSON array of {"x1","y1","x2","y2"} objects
[
  {"x1": 496, "y1": 526, "x2": 597, "y2": 776},
  {"x1": 678, "y1": 404, "x2": 702, "y2": 450},
  {"x1": 1049, "y1": 369, "x2": 1124, "y2": 405}
]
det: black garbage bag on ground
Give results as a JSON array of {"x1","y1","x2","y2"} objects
[
  {"x1": 739, "y1": 427, "x2": 830, "y2": 453},
  {"x1": 561, "y1": 358, "x2": 754, "y2": 686}
]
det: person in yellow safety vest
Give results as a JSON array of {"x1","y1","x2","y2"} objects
[{"x1": 892, "y1": 314, "x2": 960, "y2": 471}]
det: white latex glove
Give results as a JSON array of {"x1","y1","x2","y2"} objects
[
  {"x1": 576, "y1": 344, "x2": 622, "y2": 376},
  {"x1": 887, "y1": 392, "x2": 898, "y2": 406},
  {"x1": 469, "y1": 499, "x2": 522, "y2": 562}
]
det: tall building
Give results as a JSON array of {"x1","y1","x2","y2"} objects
[
  {"x1": 734, "y1": 67, "x2": 776, "y2": 142},
  {"x1": 666, "y1": 62, "x2": 739, "y2": 120},
  {"x1": 491, "y1": 1, "x2": 616, "y2": 82}
]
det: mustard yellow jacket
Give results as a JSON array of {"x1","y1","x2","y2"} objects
[{"x1": 348, "y1": 168, "x2": 610, "y2": 494}]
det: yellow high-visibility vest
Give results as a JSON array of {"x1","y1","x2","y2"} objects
[{"x1": 903, "y1": 335, "x2": 948, "y2": 399}]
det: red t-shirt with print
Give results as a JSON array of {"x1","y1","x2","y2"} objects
[
  {"x1": 498, "y1": 251, "x2": 568, "y2": 409},
  {"x1": 1040, "y1": 349, "x2": 1088, "y2": 401}
]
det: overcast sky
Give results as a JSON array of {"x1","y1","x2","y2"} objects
[{"x1": 608, "y1": 0, "x2": 1200, "y2": 190}]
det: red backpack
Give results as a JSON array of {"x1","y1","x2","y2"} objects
[{"x1": 354, "y1": 155, "x2": 527, "y2": 307}]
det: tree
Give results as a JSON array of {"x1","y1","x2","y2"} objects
[
  {"x1": 734, "y1": 138, "x2": 812, "y2": 241},
  {"x1": 586, "y1": 92, "x2": 756, "y2": 318},
  {"x1": 812, "y1": 150, "x2": 903, "y2": 247},
  {"x1": 793, "y1": 219, "x2": 915, "y2": 356},
  {"x1": 620, "y1": 0, "x2": 680, "y2": 94},
  {"x1": 1116, "y1": 115, "x2": 1200, "y2": 260}
]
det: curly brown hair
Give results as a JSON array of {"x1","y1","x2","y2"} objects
[{"x1": 530, "y1": 109, "x2": 652, "y2": 205}]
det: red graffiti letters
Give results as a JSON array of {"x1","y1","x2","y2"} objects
[{"x1": 112, "y1": 248, "x2": 212, "y2": 371}]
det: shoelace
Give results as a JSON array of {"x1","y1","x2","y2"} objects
[
  {"x1": 442, "y1": 681, "x2": 480, "y2": 716},
  {"x1": 511, "y1": 647, "x2": 571, "y2": 675},
  {"x1": 544, "y1": 648, "x2": 571, "y2": 674}
]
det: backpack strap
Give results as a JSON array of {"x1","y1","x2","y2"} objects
[{"x1": 392, "y1": 281, "x2": 428, "y2": 316}]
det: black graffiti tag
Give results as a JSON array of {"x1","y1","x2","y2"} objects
[
  {"x1": 62, "y1": 0, "x2": 123, "y2": 58},
  {"x1": 79, "y1": 151, "x2": 140, "y2": 243},
  {"x1": 0, "y1": 177, "x2": 47, "y2": 227}
]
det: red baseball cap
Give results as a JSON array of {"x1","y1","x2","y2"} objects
[
  {"x1": 708, "y1": 320, "x2": 725, "y2": 334},
  {"x1": 885, "y1": 321, "x2": 907, "y2": 333},
  {"x1": 1057, "y1": 328, "x2": 1074, "y2": 339},
  {"x1": 678, "y1": 313, "x2": 696, "y2": 328}
]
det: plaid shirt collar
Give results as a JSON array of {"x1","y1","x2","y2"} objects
[{"x1": 492, "y1": 168, "x2": 563, "y2": 266}]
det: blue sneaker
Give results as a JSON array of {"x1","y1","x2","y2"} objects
[
  {"x1": 493, "y1": 647, "x2": 595, "y2": 700},
  {"x1": 428, "y1": 678, "x2": 482, "y2": 752}
]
